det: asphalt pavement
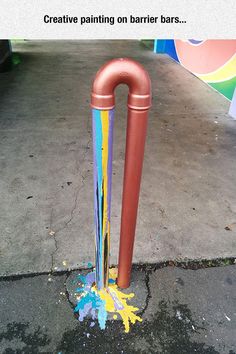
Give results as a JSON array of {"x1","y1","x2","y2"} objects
[{"x1": 1, "y1": 264, "x2": 235, "y2": 353}]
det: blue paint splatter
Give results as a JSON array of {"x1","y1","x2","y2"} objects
[{"x1": 74, "y1": 271, "x2": 107, "y2": 328}]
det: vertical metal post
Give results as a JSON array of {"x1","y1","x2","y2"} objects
[
  {"x1": 91, "y1": 58, "x2": 151, "y2": 289},
  {"x1": 117, "y1": 108, "x2": 148, "y2": 288}
]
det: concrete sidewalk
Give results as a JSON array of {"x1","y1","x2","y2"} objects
[
  {"x1": 0, "y1": 40, "x2": 236, "y2": 276},
  {"x1": 1, "y1": 265, "x2": 235, "y2": 353}
]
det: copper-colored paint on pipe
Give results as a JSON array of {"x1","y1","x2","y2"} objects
[
  {"x1": 91, "y1": 58, "x2": 151, "y2": 288},
  {"x1": 118, "y1": 108, "x2": 149, "y2": 288}
]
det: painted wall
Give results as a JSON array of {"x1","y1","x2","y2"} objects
[{"x1": 154, "y1": 40, "x2": 236, "y2": 110}]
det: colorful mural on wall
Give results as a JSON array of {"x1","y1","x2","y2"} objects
[{"x1": 154, "y1": 40, "x2": 236, "y2": 103}]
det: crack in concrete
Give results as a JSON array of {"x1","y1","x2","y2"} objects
[
  {"x1": 49, "y1": 208, "x2": 58, "y2": 272},
  {"x1": 49, "y1": 118, "x2": 92, "y2": 273},
  {"x1": 224, "y1": 199, "x2": 236, "y2": 215},
  {"x1": 64, "y1": 271, "x2": 76, "y2": 312},
  {"x1": 139, "y1": 268, "x2": 152, "y2": 316}
]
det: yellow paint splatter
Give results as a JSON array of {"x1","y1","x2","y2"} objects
[{"x1": 96, "y1": 268, "x2": 142, "y2": 333}]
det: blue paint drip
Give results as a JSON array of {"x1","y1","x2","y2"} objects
[
  {"x1": 97, "y1": 300, "x2": 107, "y2": 330},
  {"x1": 74, "y1": 271, "x2": 108, "y2": 329},
  {"x1": 93, "y1": 110, "x2": 104, "y2": 289}
]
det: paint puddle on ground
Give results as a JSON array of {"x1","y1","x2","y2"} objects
[{"x1": 74, "y1": 268, "x2": 142, "y2": 333}]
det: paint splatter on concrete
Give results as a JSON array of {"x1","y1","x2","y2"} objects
[{"x1": 74, "y1": 268, "x2": 142, "y2": 333}]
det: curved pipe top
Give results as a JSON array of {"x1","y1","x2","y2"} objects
[{"x1": 91, "y1": 58, "x2": 152, "y2": 111}]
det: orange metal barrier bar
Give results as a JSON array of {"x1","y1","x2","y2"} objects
[{"x1": 91, "y1": 58, "x2": 151, "y2": 289}]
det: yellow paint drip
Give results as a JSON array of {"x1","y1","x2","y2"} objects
[
  {"x1": 101, "y1": 110, "x2": 109, "y2": 236},
  {"x1": 96, "y1": 268, "x2": 142, "y2": 333}
]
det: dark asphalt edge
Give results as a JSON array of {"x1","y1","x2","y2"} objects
[
  {"x1": 1, "y1": 256, "x2": 235, "y2": 282},
  {"x1": 1, "y1": 258, "x2": 234, "y2": 326}
]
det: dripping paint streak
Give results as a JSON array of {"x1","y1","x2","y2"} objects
[
  {"x1": 74, "y1": 109, "x2": 142, "y2": 333},
  {"x1": 92, "y1": 109, "x2": 114, "y2": 290}
]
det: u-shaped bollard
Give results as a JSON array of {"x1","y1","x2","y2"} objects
[{"x1": 91, "y1": 58, "x2": 152, "y2": 289}]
